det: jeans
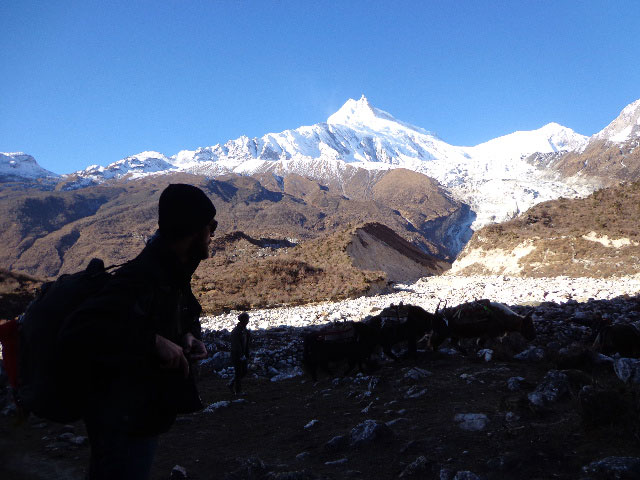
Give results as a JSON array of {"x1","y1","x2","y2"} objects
[
  {"x1": 229, "y1": 359, "x2": 248, "y2": 393},
  {"x1": 84, "y1": 414, "x2": 159, "y2": 480}
]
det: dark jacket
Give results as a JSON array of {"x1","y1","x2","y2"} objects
[
  {"x1": 230, "y1": 324, "x2": 251, "y2": 364},
  {"x1": 59, "y1": 233, "x2": 204, "y2": 435}
]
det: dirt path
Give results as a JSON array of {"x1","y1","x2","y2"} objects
[{"x1": 3, "y1": 350, "x2": 638, "y2": 480}]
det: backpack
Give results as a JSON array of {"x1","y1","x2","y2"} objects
[{"x1": 14, "y1": 258, "x2": 115, "y2": 422}]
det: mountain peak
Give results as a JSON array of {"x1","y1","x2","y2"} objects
[
  {"x1": 0, "y1": 152, "x2": 59, "y2": 181},
  {"x1": 327, "y1": 96, "x2": 428, "y2": 136},
  {"x1": 594, "y1": 98, "x2": 640, "y2": 144},
  {"x1": 327, "y1": 95, "x2": 379, "y2": 125}
]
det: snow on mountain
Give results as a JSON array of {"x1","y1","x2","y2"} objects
[
  {"x1": 77, "y1": 151, "x2": 177, "y2": 183},
  {"x1": 437, "y1": 123, "x2": 591, "y2": 227},
  {"x1": 467, "y1": 123, "x2": 588, "y2": 160},
  {"x1": 0, "y1": 152, "x2": 59, "y2": 181},
  {"x1": 23, "y1": 95, "x2": 620, "y2": 233},
  {"x1": 593, "y1": 99, "x2": 640, "y2": 144},
  {"x1": 327, "y1": 95, "x2": 431, "y2": 136}
]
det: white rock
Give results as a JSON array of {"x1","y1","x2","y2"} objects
[
  {"x1": 477, "y1": 349, "x2": 493, "y2": 362},
  {"x1": 203, "y1": 401, "x2": 231, "y2": 413},
  {"x1": 304, "y1": 419, "x2": 319, "y2": 429}
]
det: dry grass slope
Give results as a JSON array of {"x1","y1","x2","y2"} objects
[
  {"x1": 454, "y1": 181, "x2": 640, "y2": 277},
  {"x1": 195, "y1": 226, "x2": 387, "y2": 313}
]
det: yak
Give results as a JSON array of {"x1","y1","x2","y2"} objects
[
  {"x1": 302, "y1": 321, "x2": 379, "y2": 381},
  {"x1": 434, "y1": 299, "x2": 536, "y2": 353},
  {"x1": 593, "y1": 320, "x2": 640, "y2": 357},
  {"x1": 365, "y1": 303, "x2": 446, "y2": 360}
]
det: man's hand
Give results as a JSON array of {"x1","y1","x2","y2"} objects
[
  {"x1": 155, "y1": 334, "x2": 189, "y2": 378},
  {"x1": 182, "y1": 332, "x2": 208, "y2": 361}
]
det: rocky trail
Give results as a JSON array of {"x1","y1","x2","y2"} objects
[{"x1": 3, "y1": 275, "x2": 640, "y2": 479}]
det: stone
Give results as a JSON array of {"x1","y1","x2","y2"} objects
[
  {"x1": 399, "y1": 456, "x2": 431, "y2": 478},
  {"x1": 528, "y1": 370, "x2": 569, "y2": 407},
  {"x1": 504, "y1": 412, "x2": 520, "y2": 423},
  {"x1": 349, "y1": 419, "x2": 393, "y2": 447},
  {"x1": 324, "y1": 458, "x2": 348, "y2": 466},
  {"x1": 70, "y1": 435, "x2": 88, "y2": 446},
  {"x1": 454, "y1": 413, "x2": 489, "y2": 431},
  {"x1": 324, "y1": 435, "x2": 349, "y2": 453},
  {"x1": 385, "y1": 418, "x2": 409, "y2": 427},
  {"x1": 203, "y1": 400, "x2": 231, "y2": 413},
  {"x1": 303, "y1": 419, "x2": 318, "y2": 429},
  {"x1": 404, "y1": 367, "x2": 432, "y2": 381},
  {"x1": 477, "y1": 349, "x2": 493, "y2": 362},
  {"x1": 405, "y1": 385, "x2": 428, "y2": 399},
  {"x1": 204, "y1": 351, "x2": 231, "y2": 370},
  {"x1": 361, "y1": 402, "x2": 373, "y2": 414},
  {"x1": 439, "y1": 467, "x2": 455, "y2": 480},
  {"x1": 514, "y1": 346, "x2": 545, "y2": 362},
  {"x1": 271, "y1": 367, "x2": 304, "y2": 382},
  {"x1": 295, "y1": 452, "x2": 310, "y2": 461},
  {"x1": 507, "y1": 377, "x2": 525, "y2": 391},
  {"x1": 613, "y1": 358, "x2": 640, "y2": 384},
  {"x1": 582, "y1": 456, "x2": 640, "y2": 479},
  {"x1": 2, "y1": 404, "x2": 17, "y2": 416},
  {"x1": 170, "y1": 465, "x2": 188, "y2": 480}
]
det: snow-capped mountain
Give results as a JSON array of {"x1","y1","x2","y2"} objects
[
  {"x1": 0, "y1": 152, "x2": 59, "y2": 182},
  {"x1": 58, "y1": 95, "x2": 598, "y2": 229},
  {"x1": 8, "y1": 95, "x2": 637, "y2": 232},
  {"x1": 592, "y1": 99, "x2": 640, "y2": 144},
  {"x1": 78, "y1": 151, "x2": 177, "y2": 182}
]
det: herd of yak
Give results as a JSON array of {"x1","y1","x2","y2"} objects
[
  {"x1": 301, "y1": 299, "x2": 637, "y2": 380},
  {"x1": 302, "y1": 300, "x2": 536, "y2": 380}
]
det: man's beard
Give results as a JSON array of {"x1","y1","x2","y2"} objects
[{"x1": 187, "y1": 240, "x2": 210, "y2": 262}]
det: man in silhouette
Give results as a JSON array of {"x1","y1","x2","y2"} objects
[
  {"x1": 229, "y1": 312, "x2": 251, "y2": 395},
  {"x1": 60, "y1": 183, "x2": 217, "y2": 480}
]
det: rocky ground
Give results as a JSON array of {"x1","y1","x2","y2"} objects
[{"x1": 3, "y1": 274, "x2": 640, "y2": 479}]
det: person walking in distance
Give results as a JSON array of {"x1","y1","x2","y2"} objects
[
  {"x1": 59, "y1": 183, "x2": 217, "y2": 480},
  {"x1": 229, "y1": 312, "x2": 251, "y2": 395}
]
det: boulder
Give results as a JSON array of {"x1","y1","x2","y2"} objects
[{"x1": 454, "y1": 413, "x2": 489, "y2": 431}]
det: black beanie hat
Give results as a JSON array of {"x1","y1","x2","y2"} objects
[{"x1": 158, "y1": 184, "x2": 216, "y2": 239}]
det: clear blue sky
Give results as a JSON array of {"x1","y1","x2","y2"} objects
[{"x1": 2, "y1": 1, "x2": 639, "y2": 174}]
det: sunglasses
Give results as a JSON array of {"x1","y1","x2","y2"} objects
[{"x1": 208, "y1": 219, "x2": 218, "y2": 235}]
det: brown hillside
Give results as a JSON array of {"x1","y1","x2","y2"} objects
[
  {"x1": 193, "y1": 226, "x2": 385, "y2": 313},
  {"x1": 0, "y1": 169, "x2": 465, "y2": 279},
  {"x1": 452, "y1": 181, "x2": 640, "y2": 277},
  {"x1": 0, "y1": 269, "x2": 42, "y2": 320},
  {"x1": 528, "y1": 138, "x2": 640, "y2": 185},
  {"x1": 194, "y1": 222, "x2": 447, "y2": 313}
]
